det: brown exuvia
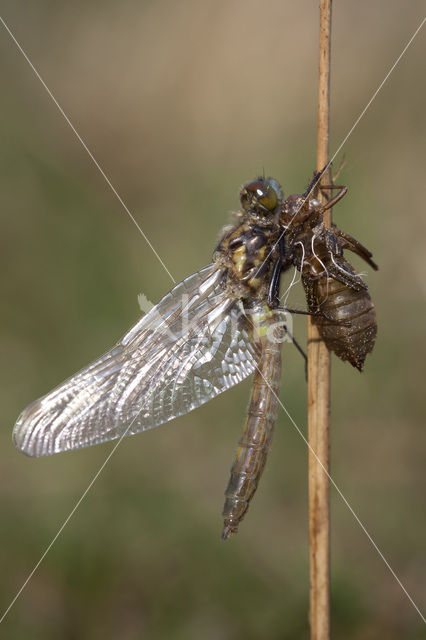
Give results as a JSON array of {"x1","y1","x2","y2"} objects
[{"x1": 281, "y1": 177, "x2": 378, "y2": 371}]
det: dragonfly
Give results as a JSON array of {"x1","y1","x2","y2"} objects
[{"x1": 13, "y1": 175, "x2": 377, "y2": 539}]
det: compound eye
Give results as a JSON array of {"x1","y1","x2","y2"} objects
[
  {"x1": 257, "y1": 184, "x2": 278, "y2": 211},
  {"x1": 240, "y1": 180, "x2": 278, "y2": 212}
]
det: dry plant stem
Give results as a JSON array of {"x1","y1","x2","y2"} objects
[{"x1": 308, "y1": 1, "x2": 332, "y2": 639}]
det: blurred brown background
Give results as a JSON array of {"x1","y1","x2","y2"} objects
[{"x1": 1, "y1": 1, "x2": 425, "y2": 638}]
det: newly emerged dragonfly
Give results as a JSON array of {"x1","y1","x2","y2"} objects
[{"x1": 13, "y1": 175, "x2": 377, "y2": 538}]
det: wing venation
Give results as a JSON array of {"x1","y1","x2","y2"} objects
[{"x1": 13, "y1": 265, "x2": 258, "y2": 456}]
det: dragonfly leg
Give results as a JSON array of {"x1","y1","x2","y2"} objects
[
  {"x1": 275, "y1": 306, "x2": 314, "y2": 316},
  {"x1": 321, "y1": 186, "x2": 348, "y2": 211},
  {"x1": 282, "y1": 324, "x2": 307, "y2": 380},
  {"x1": 276, "y1": 305, "x2": 352, "y2": 327},
  {"x1": 267, "y1": 235, "x2": 288, "y2": 308},
  {"x1": 267, "y1": 255, "x2": 283, "y2": 308},
  {"x1": 332, "y1": 227, "x2": 378, "y2": 270}
]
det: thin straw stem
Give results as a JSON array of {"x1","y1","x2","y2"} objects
[{"x1": 308, "y1": 1, "x2": 332, "y2": 639}]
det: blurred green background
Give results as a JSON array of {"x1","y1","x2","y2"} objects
[{"x1": 1, "y1": 1, "x2": 425, "y2": 638}]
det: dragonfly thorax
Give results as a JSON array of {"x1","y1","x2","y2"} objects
[{"x1": 215, "y1": 219, "x2": 280, "y2": 298}]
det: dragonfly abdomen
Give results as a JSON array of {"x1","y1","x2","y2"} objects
[{"x1": 222, "y1": 331, "x2": 282, "y2": 539}]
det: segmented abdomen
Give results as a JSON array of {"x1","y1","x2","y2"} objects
[
  {"x1": 222, "y1": 313, "x2": 282, "y2": 539},
  {"x1": 303, "y1": 264, "x2": 377, "y2": 371}
]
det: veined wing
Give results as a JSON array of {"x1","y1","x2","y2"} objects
[{"x1": 14, "y1": 265, "x2": 259, "y2": 457}]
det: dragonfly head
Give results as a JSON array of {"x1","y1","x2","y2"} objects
[{"x1": 240, "y1": 178, "x2": 283, "y2": 217}]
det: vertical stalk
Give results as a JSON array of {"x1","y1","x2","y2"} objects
[{"x1": 308, "y1": 1, "x2": 332, "y2": 639}]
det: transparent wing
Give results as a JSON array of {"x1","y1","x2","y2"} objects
[{"x1": 14, "y1": 265, "x2": 258, "y2": 457}]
